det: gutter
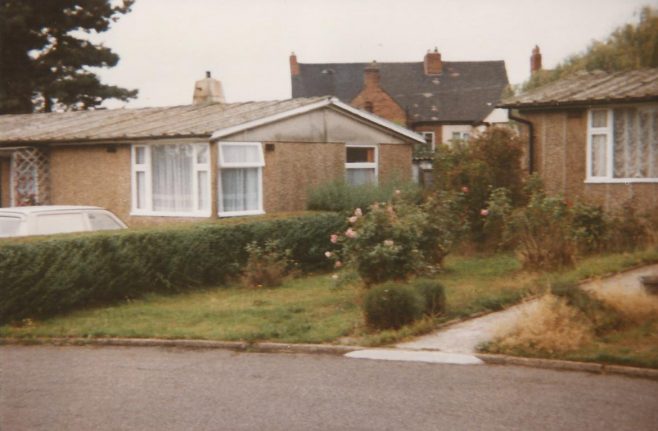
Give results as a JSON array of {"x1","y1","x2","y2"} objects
[{"x1": 507, "y1": 110, "x2": 534, "y2": 174}]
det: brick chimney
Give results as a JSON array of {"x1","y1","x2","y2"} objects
[
  {"x1": 193, "y1": 71, "x2": 225, "y2": 104},
  {"x1": 290, "y1": 52, "x2": 300, "y2": 76},
  {"x1": 364, "y1": 61, "x2": 380, "y2": 87},
  {"x1": 530, "y1": 45, "x2": 542, "y2": 74},
  {"x1": 424, "y1": 47, "x2": 442, "y2": 75}
]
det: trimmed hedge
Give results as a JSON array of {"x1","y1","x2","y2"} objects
[{"x1": 0, "y1": 212, "x2": 344, "y2": 324}]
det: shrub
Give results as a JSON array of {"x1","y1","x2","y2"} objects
[
  {"x1": 607, "y1": 199, "x2": 649, "y2": 252},
  {"x1": 432, "y1": 126, "x2": 526, "y2": 245},
  {"x1": 363, "y1": 282, "x2": 424, "y2": 329},
  {"x1": 337, "y1": 202, "x2": 426, "y2": 285},
  {"x1": 307, "y1": 179, "x2": 421, "y2": 213},
  {"x1": 418, "y1": 191, "x2": 466, "y2": 266},
  {"x1": 571, "y1": 202, "x2": 608, "y2": 254},
  {"x1": 242, "y1": 240, "x2": 294, "y2": 288},
  {"x1": 508, "y1": 187, "x2": 575, "y2": 270},
  {"x1": 412, "y1": 279, "x2": 446, "y2": 316},
  {"x1": 0, "y1": 212, "x2": 345, "y2": 324},
  {"x1": 482, "y1": 187, "x2": 514, "y2": 251}
]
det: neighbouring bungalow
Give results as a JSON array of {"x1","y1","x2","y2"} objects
[
  {"x1": 499, "y1": 68, "x2": 658, "y2": 211},
  {"x1": 0, "y1": 74, "x2": 423, "y2": 225}
]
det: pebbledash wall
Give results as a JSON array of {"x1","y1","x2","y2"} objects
[
  {"x1": 520, "y1": 109, "x2": 658, "y2": 211},
  {"x1": 44, "y1": 107, "x2": 412, "y2": 226}
]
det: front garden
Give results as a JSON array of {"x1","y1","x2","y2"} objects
[{"x1": 1, "y1": 127, "x2": 657, "y2": 369}]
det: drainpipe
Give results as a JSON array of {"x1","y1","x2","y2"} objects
[{"x1": 508, "y1": 109, "x2": 534, "y2": 174}]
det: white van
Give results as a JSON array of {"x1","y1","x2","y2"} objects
[{"x1": 0, "y1": 206, "x2": 127, "y2": 238}]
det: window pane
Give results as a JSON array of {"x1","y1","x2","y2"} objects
[
  {"x1": 198, "y1": 171, "x2": 209, "y2": 211},
  {"x1": 591, "y1": 134, "x2": 608, "y2": 177},
  {"x1": 591, "y1": 110, "x2": 607, "y2": 128},
  {"x1": 347, "y1": 168, "x2": 376, "y2": 186},
  {"x1": 136, "y1": 171, "x2": 146, "y2": 209},
  {"x1": 221, "y1": 145, "x2": 262, "y2": 164},
  {"x1": 152, "y1": 144, "x2": 194, "y2": 211},
  {"x1": 423, "y1": 133, "x2": 433, "y2": 145},
  {"x1": 452, "y1": 132, "x2": 461, "y2": 140},
  {"x1": 221, "y1": 168, "x2": 260, "y2": 212},
  {"x1": 88, "y1": 212, "x2": 123, "y2": 231},
  {"x1": 196, "y1": 145, "x2": 209, "y2": 164},
  {"x1": 135, "y1": 147, "x2": 146, "y2": 164},
  {"x1": 346, "y1": 147, "x2": 374, "y2": 163}
]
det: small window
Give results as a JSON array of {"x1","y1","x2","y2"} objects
[
  {"x1": 420, "y1": 132, "x2": 435, "y2": 151},
  {"x1": 218, "y1": 142, "x2": 265, "y2": 216},
  {"x1": 346, "y1": 146, "x2": 377, "y2": 186},
  {"x1": 364, "y1": 102, "x2": 374, "y2": 113}
]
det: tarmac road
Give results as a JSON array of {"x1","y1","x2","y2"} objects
[{"x1": 1, "y1": 345, "x2": 657, "y2": 431}]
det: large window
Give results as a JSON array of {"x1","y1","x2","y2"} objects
[
  {"x1": 346, "y1": 145, "x2": 377, "y2": 186},
  {"x1": 131, "y1": 143, "x2": 210, "y2": 216},
  {"x1": 587, "y1": 106, "x2": 657, "y2": 182},
  {"x1": 218, "y1": 142, "x2": 264, "y2": 216}
]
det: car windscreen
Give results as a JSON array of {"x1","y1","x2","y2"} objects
[{"x1": 0, "y1": 216, "x2": 23, "y2": 237}]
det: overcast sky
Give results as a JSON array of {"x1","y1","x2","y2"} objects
[{"x1": 93, "y1": 0, "x2": 654, "y2": 108}]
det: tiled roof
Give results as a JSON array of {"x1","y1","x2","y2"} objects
[
  {"x1": 500, "y1": 69, "x2": 658, "y2": 109},
  {"x1": 0, "y1": 97, "x2": 328, "y2": 144},
  {"x1": 292, "y1": 61, "x2": 509, "y2": 124}
]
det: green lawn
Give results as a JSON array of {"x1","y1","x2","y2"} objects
[{"x1": 2, "y1": 247, "x2": 657, "y2": 348}]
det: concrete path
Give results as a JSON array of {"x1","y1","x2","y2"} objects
[{"x1": 394, "y1": 263, "x2": 658, "y2": 355}]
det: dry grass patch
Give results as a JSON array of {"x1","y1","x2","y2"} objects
[
  {"x1": 594, "y1": 285, "x2": 658, "y2": 324},
  {"x1": 490, "y1": 294, "x2": 594, "y2": 355}
]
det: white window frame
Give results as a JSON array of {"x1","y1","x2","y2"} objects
[
  {"x1": 420, "y1": 132, "x2": 435, "y2": 151},
  {"x1": 586, "y1": 106, "x2": 658, "y2": 183},
  {"x1": 345, "y1": 145, "x2": 378, "y2": 186},
  {"x1": 218, "y1": 141, "x2": 265, "y2": 217},
  {"x1": 130, "y1": 143, "x2": 211, "y2": 217}
]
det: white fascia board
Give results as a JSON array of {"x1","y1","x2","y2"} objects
[
  {"x1": 328, "y1": 98, "x2": 425, "y2": 144},
  {"x1": 210, "y1": 96, "x2": 425, "y2": 144},
  {"x1": 210, "y1": 98, "x2": 333, "y2": 141}
]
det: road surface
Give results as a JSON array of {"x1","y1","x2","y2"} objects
[{"x1": 1, "y1": 345, "x2": 657, "y2": 430}]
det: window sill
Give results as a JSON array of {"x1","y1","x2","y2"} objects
[
  {"x1": 584, "y1": 178, "x2": 658, "y2": 184},
  {"x1": 130, "y1": 211, "x2": 212, "y2": 218},
  {"x1": 219, "y1": 210, "x2": 265, "y2": 218}
]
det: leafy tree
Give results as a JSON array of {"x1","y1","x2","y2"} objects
[
  {"x1": 0, "y1": 0, "x2": 137, "y2": 114},
  {"x1": 524, "y1": 6, "x2": 658, "y2": 91}
]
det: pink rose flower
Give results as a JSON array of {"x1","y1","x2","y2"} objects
[
  {"x1": 345, "y1": 228, "x2": 357, "y2": 238},
  {"x1": 354, "y1": 208, "x2": 363, "y2": 217},
  {"x1": 334, "y1": 260, "x2": 342, "y2": 268},
  {"x1": 480, "y1": 209, "x2": 489, "y2": 217},
  {"x1": 324, "y1": 251, "x2": 333, "y2": 258},
  {"x1": 461, "y1": 186, "x2": 469, "y2": 193},
  {"x1": 394, "y1": 189, "x2": 401, "y2": 195},
  {"x1": 348, "y1": 216, "x2": 358, "y2": 224},
  {"x1": 384, "y1": 239, "x2": 394, "y2": 246},
  {"x1": 330, "y1": 234, "x2": 338, "y2": 244}
]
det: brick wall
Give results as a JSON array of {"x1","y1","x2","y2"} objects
[
  {"x1": 521, "y1": 110, "x2": 658, "y2": 211},
  {"x1": 263, "y1": 141, "x2": 344, "y2": 212},
  {"x1": 379, "y1": 143, "x2": 412, "y2": 182},
  {"x1": 351, "y1": 88, "x2": 406, "y2": 126}
]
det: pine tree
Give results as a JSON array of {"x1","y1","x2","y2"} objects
[{"x1": 0, "y1": 0, "x2": 138, "y2": 113}]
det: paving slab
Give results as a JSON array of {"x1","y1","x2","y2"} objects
[{"x1": 345, "y1": 348, "x2": 484, "y2": 364}]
